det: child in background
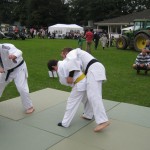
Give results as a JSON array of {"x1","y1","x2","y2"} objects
[{"x1": 78, "y1": 34, "x2": 85, "y2": 49}]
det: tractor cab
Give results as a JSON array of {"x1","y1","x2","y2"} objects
[{"x1": 133, "y1": 19, "x2": 150, "y2": 32}]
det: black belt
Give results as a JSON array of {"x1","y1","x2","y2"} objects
[
  {"x1": 5, "y1": 60, "x2": 24, "y2": 81},
  {"x1": 85, "y1": 59, "x2": 99, "y2": 75},
  {"x1": 0, "y1": 57, "x2": 4, "y2": 68}
]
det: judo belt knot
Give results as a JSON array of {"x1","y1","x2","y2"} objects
[{"x1": 5, "y1": 60, "x2": 24, "y2": 81}]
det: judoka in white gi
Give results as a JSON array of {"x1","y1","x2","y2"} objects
[
  {"x1": 0, "y1": 43, "x2": 34, "y2": 114},
  {"x1": 61, "y1": 47, "x2": 110, "y2": 132},
  {"x1": 47, "y1": 59, "x2": 91, "y2": 127}
]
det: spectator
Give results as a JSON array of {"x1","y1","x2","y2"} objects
[
  {"x1": 33, "y1": 29, "x2": 37, "y2": 38},
  {"x1": 110, "y1": 36, "x2": 116, "y2": 47},
  {"x1": 78, "y1": 34, "x2": 85, "y2": 49},
  {"x1": 14, "y1": 25, "x2": 19, "y2": 34},
  {"x1": 93, "y1": 31, "x2": 100, "y2": 50},
  {"x1": 84, "y1": 28, "x2": 94, "y2": 53},
  {"x1": 100, "y1": 34, "x2": 108, "y2": 50},
  {"x1": 133, "y1": 50, "x2": 150, "y2": 74},
  {"x1": 41, "y1": 28, "x2": 45, "y2": 39},
  {"x1": 30, "y1": 28, "x2": 34, "y2": 38}
]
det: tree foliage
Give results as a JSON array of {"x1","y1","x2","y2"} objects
[
  {"x1": 67, "y1": 0, "x2": 150, "y2": 25},
  {"x1": 0, "y1": 0, "x2": 150, "y2": 27},
  {"x1": 26, "y1": 0, "x2": 69, "y2": 27}
]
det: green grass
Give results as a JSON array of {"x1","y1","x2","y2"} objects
[{"x1": 0, "y1": 38, "x2": 150, "y2": 107}]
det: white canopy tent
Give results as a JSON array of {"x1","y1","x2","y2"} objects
[{"x1": 48, "y1": 24, "x2": 84, "y2": 35}]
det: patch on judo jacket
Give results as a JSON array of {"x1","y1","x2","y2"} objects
[{"x1": 2, "y1": 45, "x2": 10, "y2": 50}]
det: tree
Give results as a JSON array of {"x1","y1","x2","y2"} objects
[
  {"x1": 0, "y1": 0, "x2": 19, "y2": 24},
  {"x1": 1, "y1": 0, "x2": 150, "y2": 27},
  {"x1": 10, "y1": 0, "x2": 28, "y2": 25},
  {"x1": 68, "y1": 0, "x2": 127, "y2": 25},
  {"x1": 26, "y1": 0, "x2": 70, "y2": 27},
  {"x1": 0, "y1": 0, "x2": 70, "y2": 27},
  {"x1": 122, "y1": 0, "x2": 150, "y2": 14}
]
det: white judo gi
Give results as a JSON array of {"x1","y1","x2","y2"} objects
[
  {"x1": 57, "y1": 59, "x2": 89, "y2": 127},
  {"x1": 66, "y1": 48, "x2": 108, "y2": 125},
  {"x1": 0, "y1": 43, "x2": 33, "y2": 110}
]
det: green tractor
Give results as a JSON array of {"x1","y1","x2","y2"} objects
[{"x1": 116, "y1": 19, "x2": 150, "y2": 51}]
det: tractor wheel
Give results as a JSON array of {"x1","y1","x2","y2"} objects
[
  {"x1": 134, "y1": 33, "x2": 149, "y2": 51},
  {"x1": 116, "y1": 37, "x2": 128, "y2": 49}
]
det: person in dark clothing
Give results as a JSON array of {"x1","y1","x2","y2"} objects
[{"x1": 93, "y1": 31, "x2": 100, "y2": 50}]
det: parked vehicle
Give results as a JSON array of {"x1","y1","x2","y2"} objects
[
  {"x1": 116, "y1": 19, "x2": 150, "y2": 51},
  {"x1": 0, "y1": 31, "x2": 12, "y2": 39},
  {"x1": 4, "y1": 32, "x2": 26, "y2": 40}
]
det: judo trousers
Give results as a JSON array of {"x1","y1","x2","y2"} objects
[
  {"x1": 85, "y1": 72, "x2": 108, "y2": 125},
  {"x1": 0, "y1": 63, "x2": 33, "y2": 110},
  {"x1": 61, "y1": 84, "x2": 89, "y2": 127}
]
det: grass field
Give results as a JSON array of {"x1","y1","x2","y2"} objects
[{"x1": 0, "y1": 38, "x2": 150, "y2": 107}]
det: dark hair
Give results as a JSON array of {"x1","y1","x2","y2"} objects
[
  {"x1": 61, "y1": 47, "x2": 73, "y2": 53},
  {"x1": 47, "y1": 59, "x2": 58, "y2": 71}
]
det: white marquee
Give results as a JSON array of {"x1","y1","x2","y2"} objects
[{"x1": 48, "y1": 24, "x2": 84, "y2": 35}]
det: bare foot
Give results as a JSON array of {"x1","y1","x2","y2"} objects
[
  {"x1": 25, "y1": 107, "x2": 35, "y2": 114},
  {"x1": 94, "y1": 121, "x2": 110, "y2": 132}
]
